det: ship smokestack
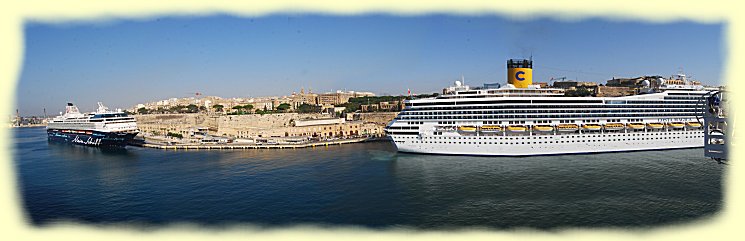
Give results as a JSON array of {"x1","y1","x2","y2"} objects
[{"x1": 507, "y1": 59, "x2": 533, "y2": 88}]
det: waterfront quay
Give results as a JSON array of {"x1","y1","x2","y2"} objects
[
  {"x1": 131, "y1": 112, "x2": 398, "y2": 150},
  {"x1": 136, "y1": 136, "x2": 387, "y2": 150}
]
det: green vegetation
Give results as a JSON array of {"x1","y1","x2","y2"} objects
[
  {"x1": 348, "y1": 96, "x2": 405, "y2": 105},
  {"x1": 343, "y1": 94, "x2": 436, "y2": 113},
  {"x1": 137, "y1": 107, "x2": 149, "y2": 114},
  {"x1": 166, "y1": 132, "x2": 183, "y2": 139},
  {"x1": 231, "y1": 105, "x2": 247, "y2": 114},
  {"x1": 222, "y1": 103, "x2": 299, "y2": 115},
  {"x1": 228, "y1": 104, "x2": 256, "y2": 115},
  {"x1": 297, "y1": 103, "x2": 319, "y2": 113},
  {"x1": 255, "y1": 109, "x2": 271, "y2": 115},
  {"x1": 407, "y1": 93, "x2": 439, "y2": 99},
  {"x1": 338, "y1": 102, "x2": 361, "y2": 112},
  {"x1": 137, "y1": 104, "x2": 212, "y2": 114},
  {"x1": 212, "y1": 104, "x2": 224, "y2": 112},
  {"x1": 276, "y1": 103, "x2": 291, "y2": 111},
  {"x1": 185, "y1": 104, "x2": 199, "y2": 113},
  {"x1": 345, "y1": 96, "x2": 402, "y2": 113},
  {"x1": 243, "y1": 104, "x2": 254, "y2": 111}
]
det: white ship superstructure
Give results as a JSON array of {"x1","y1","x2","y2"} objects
[
  {"x1": 46, "y1": 102, "x2": 138, "y2": 147},
  {"x1": 386, "y1": 59, "x2": 712, "y2": 156}
]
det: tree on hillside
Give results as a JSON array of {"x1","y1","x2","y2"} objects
[
  {"x1": 212, "y1": 104, "x2": 224, "y2": 112},
  {"x1": 186, "y1": 104, "x2": 199, "y2": 113},
  {"x1": 339, "y1": 102, "x2": 360, "y2": 112},
  {"x1": 348, "y1": 95, "x2": 408, "y2": 104},
  {"x1": 232, "y1": 105, "x2": 244, "y2": 114},
  {"x1": 404, "y1": 93, "x2": 438, "y2": 100},
  {"x1": 243, "y1": 104, "x2": 254, "y2": 113},
  {"x1": 297, "y1": 103, "x2": 319, "y2": 113},
  {"x1": 276, "y1": 103, "x2": 291, "y2": 111},
  {"x1": 171, "y1": 105, "x2": 186, "y2": 113},
  {"x1": 137, "y1": 107, "x2": 149, "y2": 115}
]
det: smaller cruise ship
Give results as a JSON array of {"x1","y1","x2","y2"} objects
[{"x1": 46, "y1": 102, "x2": 138, "y2": 147}]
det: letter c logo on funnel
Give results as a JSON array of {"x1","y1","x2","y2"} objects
[{"x1": 515, "y1": 71, "x2": 525, "y2": 81}]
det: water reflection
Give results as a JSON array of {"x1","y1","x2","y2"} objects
[
  {"x1": 46, "y1": 142, "x2": 143, "y2": 191},
  {"x1": 47, "y1": 141, "x2": 136, "y2": 160},
  {"x1": 389, "y1": 148, "x2": 722, "y2": 228}
]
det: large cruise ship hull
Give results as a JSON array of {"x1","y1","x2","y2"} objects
[
  {"x1": 391, "y1": 130, "x2": 704, "y2": 156},
  {"x1": 386, "y1": 61, "x2": 713, "y2": 157},
  {"x1": 47, "y1": 129, "x2": 137, "y2": 148}
]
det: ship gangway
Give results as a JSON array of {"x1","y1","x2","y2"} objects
[{"x1": 700, "y1": 90, "x2": 729, "y2": 164}]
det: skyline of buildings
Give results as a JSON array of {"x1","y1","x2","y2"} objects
[{"x1": 129, "y1": 88, "x2": 376, "y2": 114}]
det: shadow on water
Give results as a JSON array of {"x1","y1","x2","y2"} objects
[{"x1": 47, "y1": 141, "x2": 136, "y2": 159}]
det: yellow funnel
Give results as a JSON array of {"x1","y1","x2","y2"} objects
[{"x1": 507, "y1": 59, "x2": 533, "y2": 88}]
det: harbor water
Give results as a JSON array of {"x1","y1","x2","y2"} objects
[{"x1": 13, "y1": 127, "x2": 723, "y2": 229}]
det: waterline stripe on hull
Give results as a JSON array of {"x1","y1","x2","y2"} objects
[{"x1": 396, "y1": 146, "x2": 703, "y2": 157}]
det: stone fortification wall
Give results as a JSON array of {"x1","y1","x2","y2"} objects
[
  {"x1": 216, "y1": 113, "x2": 329, "y2": 137},
  {"x1": 135, "y1": 114, "x2": 218, "y2": 136},
  {"x1": 135, "y1": 113, "x2": 385, "y2": 139},
  {"x1": 595, "y1": 86, "x2": 632, "y2": 97},
  {"x1": 356, "y1": 112, "x2": 399, "y2": 125},
  {"x1": 218, "y1": 113, "x2": 328, "y2": 128},
  {"x1": 136, "y1": 114, "x2": 215, "y2": 126}
]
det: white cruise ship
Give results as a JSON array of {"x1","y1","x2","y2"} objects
[
  {"x1": 47, "y1": 102, "x2": 138, "y2": 147},
  {"x1": 385, "y1": 59, "x2": 714, "y2": 156}
]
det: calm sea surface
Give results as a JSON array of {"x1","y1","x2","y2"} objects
[{"x1": 13, "y1": 127, "x2": 723, "y2": 229}]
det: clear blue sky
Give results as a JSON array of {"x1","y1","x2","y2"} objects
[{"x1": 17, "y1": 14, "x2": 723, "y2": 116}]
